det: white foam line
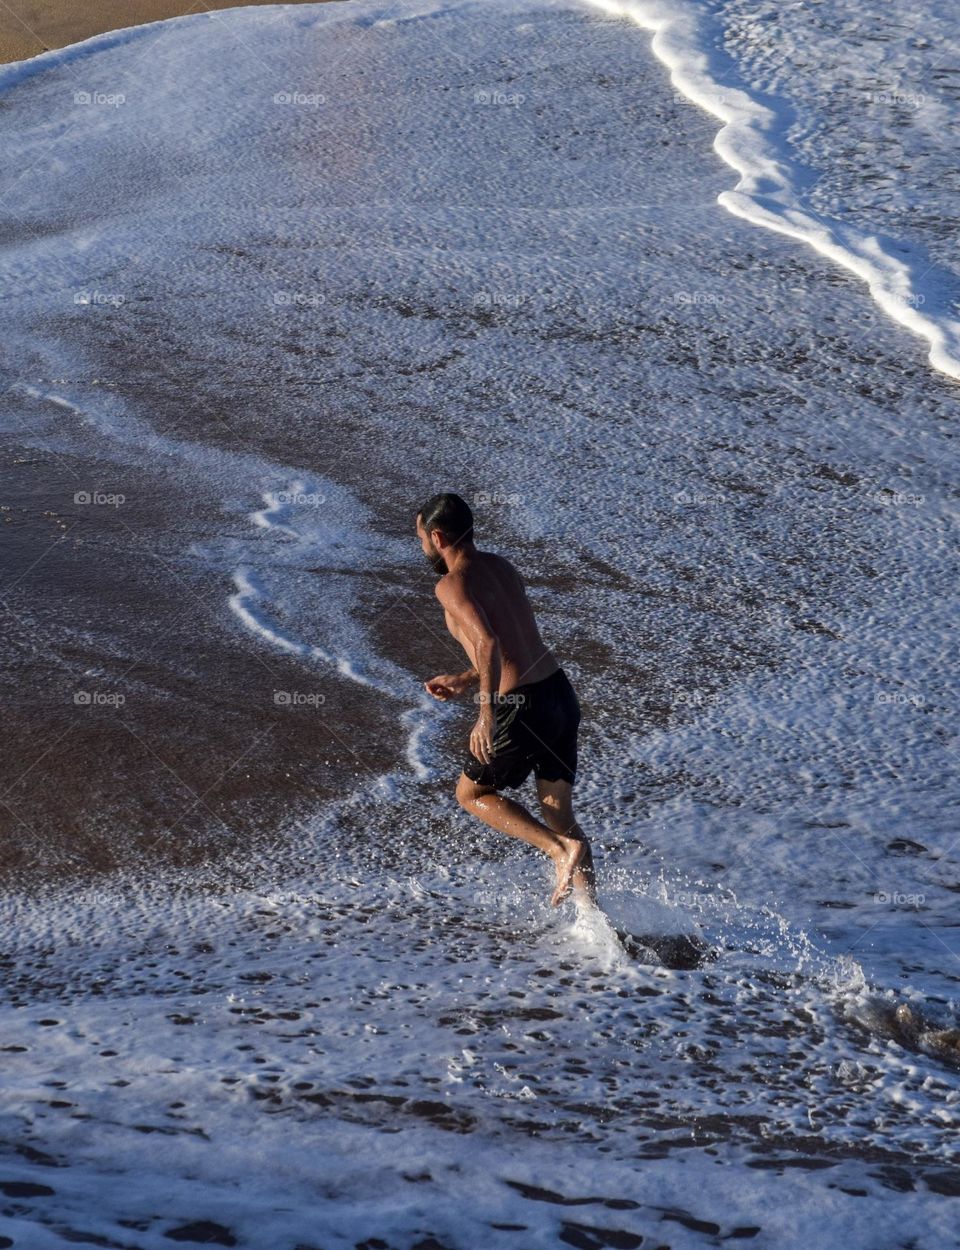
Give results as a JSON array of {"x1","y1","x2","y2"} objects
[
  {"x1": 21, "y1": 383, "x2": 81, "y2": 411},
  {"x1": 230, "y1": 567, "x2": 442, "y2": 784},
  {"x1": 581, "y1": 0, "x2": 960, "y2": 382},
  {"x1": 239, "y1": 476, "x2": 446, "y2": 783},
  {"x1": 251, "y1": 486, "x2": 301, "y2": 538},
  {"x1": 228, "y1": 567, "x2": 310, "y2": 659},
  {"x1": 401, "y1": 698, "x2": 437, "y2": 781},
  {"x1": 229, "y1": 567, "x2": 390, "y2": 690}
]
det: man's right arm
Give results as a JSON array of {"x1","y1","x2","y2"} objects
[{"x1": 423, "y1": 666, "x2": 480, "y2": 700}]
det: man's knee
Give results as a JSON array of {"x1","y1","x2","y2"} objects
[
  {"x1": 456, "y1": 777, "x2": 474, "y2": 810},
  {"x1": 456, "y1": 771, "x2": 493, "y2": 809}
]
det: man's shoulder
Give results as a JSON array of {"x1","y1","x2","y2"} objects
[
  {"x1": 434, "y1": 569, "x2": 465, "y2": 600},
  {"x1": 435, "y1": 551, "x2": 520, "y2": 598},
  {"x1": 468, "y1": 548, "x2": 518, "y2": 580},
  {"x1": 488, "y1": 550, "x2": 523, "y2": 589}
]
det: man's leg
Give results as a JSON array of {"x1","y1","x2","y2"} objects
[
  {"x1": 455, "y1": 772, "x2": 587, "y2": 906},
  {"x1": 536, "y1": 776, "x2": 598, "y2": 906}
]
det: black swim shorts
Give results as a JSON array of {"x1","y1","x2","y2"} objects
[{"x1": 461, "y1": 667, "x2": 581, "y2": 790}]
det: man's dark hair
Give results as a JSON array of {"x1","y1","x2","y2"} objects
[{"x1": 417, "y1": 492, "x2": 474, "y2": 547}]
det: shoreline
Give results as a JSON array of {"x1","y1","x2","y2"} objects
[{"x1": 0, "y1": 0, "x2": 342, "y2": 66}]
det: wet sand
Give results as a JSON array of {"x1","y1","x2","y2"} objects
[
  {"x1": 1, "y1": 436, "x2": 403, "y2": 888},
  {"x1": 0, "y1": 0, "x2": 341, "y2": 65}
]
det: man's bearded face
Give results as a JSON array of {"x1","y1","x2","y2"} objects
[
  {"x1": 418, "y1": 517, "x2": 448, "y2": 576},
  {"x1": 424, "y1": 543, "x2": 447, "y2": 576}
]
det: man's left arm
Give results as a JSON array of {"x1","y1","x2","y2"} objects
[{"x1": 436, "y1": 578, "x2": 501, "y2": 764}]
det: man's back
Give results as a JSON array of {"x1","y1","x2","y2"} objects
[{"x1": 442, "y1": 550, "x2": 559, "y2": 695}]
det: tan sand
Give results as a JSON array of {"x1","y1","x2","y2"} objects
[{"x1": 0, "y1": 0, "x2": 341, "y2": 66}]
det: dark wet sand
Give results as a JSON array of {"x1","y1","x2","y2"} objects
[{"x1": 1, "y1": 432, "x2": 403, "y2": 889}]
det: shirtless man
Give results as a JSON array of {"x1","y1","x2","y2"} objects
[{"x1": 417, "y1": 491, "x2": 597, "y2": 907}]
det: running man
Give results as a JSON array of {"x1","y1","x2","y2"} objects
[{"x1": 416, "y1": 491, "x2": 597, "y2": 907}]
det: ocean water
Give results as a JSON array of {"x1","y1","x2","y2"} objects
[{"x1": 0, "y1": 0, "x2": 958, "y2": 1246}]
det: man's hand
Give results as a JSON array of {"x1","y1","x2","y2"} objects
[
  {"x1": 424, "y1": 672, "x2": 475, "y2": 701},
  {"x1": 469, "y1": 706, "x2": 496, "y2": 765}
]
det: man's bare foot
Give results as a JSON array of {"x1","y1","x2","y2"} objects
[
  {"x1": 551, "y1": 837, "x2": 587, "y2": 906},
  {"x1": 572, "y1": 841, "x2": 598, "y2": 907}
]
